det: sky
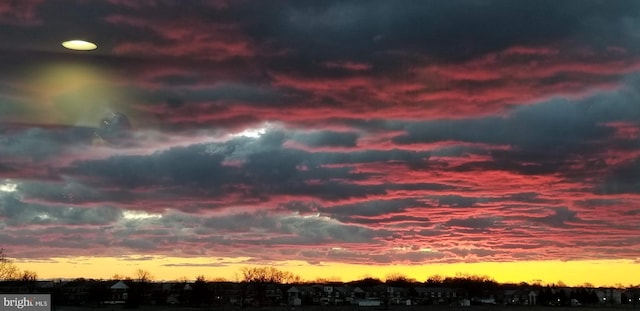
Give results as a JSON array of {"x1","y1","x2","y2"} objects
[{"x1": 1, "y1": 0, "x2": 640, "y2": 286}]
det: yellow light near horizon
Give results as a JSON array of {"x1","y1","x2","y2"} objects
[
  {"x1": 62, "y1": 40, "x2": 97, "y2": 51},
  {"x1": 14, "y1": 257, "x2": 640, "y2": 287}
]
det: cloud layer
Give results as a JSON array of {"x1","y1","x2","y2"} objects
[{"x1": 1, "y1": 0, "x2": 640, "y2": 270}]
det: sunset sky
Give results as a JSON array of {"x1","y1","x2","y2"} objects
[{"x1": 1, "y1": 0, "x2": 640, "y2": 286}]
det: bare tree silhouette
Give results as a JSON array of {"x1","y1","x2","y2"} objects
[
  {"x1": 240, "y1": 267, "x2": 300, "y2": 306},
  {"x1": 0, "y1": 249, "x2": 19, "y2": 280}
]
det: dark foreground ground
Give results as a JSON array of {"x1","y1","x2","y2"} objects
[{"x1": 53, "y1": 305, "x2": 640, "y2": 311}]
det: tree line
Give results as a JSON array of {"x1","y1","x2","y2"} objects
[{"x1": 0, "y1": 249, "x2": 37, "y2": 283}]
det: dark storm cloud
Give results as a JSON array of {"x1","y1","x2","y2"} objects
[
  {"x1": 502, "y1": 192, "x2": 556, "y2": 204},
  {"x1": 6, "y1": 0, "x2": 630, "y2": 86},
  {"x1": 267, "y1": 217, "x2": 387, "y2": 245},
  {"x1": 535, "y1": 207, "x2": 579, "y2": 227},
  {"x1": 574, "y1": 198, "x2": 622, "y2": 207},
  {"x1": 148, "y1": 83, "x2": 279, "y2": 104},
  {"x1": 308, "y1": 149, "x2": 431, "y2": 170},
  {"x1": 0, "y1": 192, "x2": 121, "y2": 226},
  {"x1": 597, "y1": 157, "x2": 640, "y2": 194},
  {"x1": 171, "y1": 210, "x2": 392, "y2": 246},
  {"x1": 247, "y1": 0, "x2": 640, "y2": 63},
  {"x1": 393, "y1": 87, "x2": 640, "y2": 177},
  {"x1": 0, "y1": 125, "x2": 94, "y2": 161},
  {"x1": 61, "y1": 130, "x2": 440, "y2": 204},
  {"x1": 291, "y1": 131, "x2": 359, "y2": 148},
  {"x1": 0, "y1": 1, "x2": 116, "y2": 53},
  {"x1": 0, "y1": 1, "x2": 44, "y2": 26},
  {"x1": 329, "y1": 199, "x2": 420, "y2": 217},
  {"x1": 394, "y1": 97, "x2": 613, "y2": 148},
  {"x1": 437, "y1": 195, "x2": 485, "y2": 207},
  {"x1": 69, "y1": 144, "x2": 230, "y2": 188},
  {"x1": 13, "y1": 179, "x2": 138, "y2": 209}
]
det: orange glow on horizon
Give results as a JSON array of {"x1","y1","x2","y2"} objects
[{"x1": 15, "y1": 256, "x2": 640, "y2": 287}]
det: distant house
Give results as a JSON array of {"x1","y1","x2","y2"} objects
[
  {"x1": 365, "y1": 285, "x2": 387, "y2": 299},
  {"x1": 386, "y1": 286, "x2": 410, "y2": 304},
  {"x1": 352, "y1": 287, "x2": 366, "y2": 300},
  {"x1": 357, "y1": 299, "x2": 381, "y2": 307},
  {"x1": 219, "y1": 282, "x2": 242, "y2": 305},
  {"x1": 625, "y1": 288, "x2": 640, "y2": 305},
  {"x1": 503, "y1": 289, "x2": 522, "y2": 304},
  {"x1": 528, "y1": 290, "x2": 538, "y2": 305},
  {"x1": 415, "y1": 287, "x2": 463, "y2": 304},
  {"x1": 316, "y1": 285, "x2": 353, "y2": 305},
  {"x1": 107, "y1": 281, "x2": 129, "y2": 304},
  {"x1": 497, "y1": 288, "x2": 538, "y2": 305},
  {"x1": 595, "y1": 288, "x2": 622, "y2": 304},
  {"x1": 264, "y1": 283, "x2": 283, "y2": 305},
  {"x1": 288, "y1": 286, "x2": 319, "y2": 305},
  {"x1": 287, "y1": 286, "x2": 303, "y2": 306},
  {"x1": 503, "y1": 289, "x2": 537, "y2": 305},
  {"x1": 333, "y1": 286, "x2": 349, "y2": 304},
  {"x1": 287, "y1": 285, "x2": 326, "y2": 305},
  {"x1": 60, "y1": 279, "x2": 92, "y2": 304}
]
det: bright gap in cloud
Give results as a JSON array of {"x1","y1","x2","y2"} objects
[
  {"x1": 392, "y1": 246, "x2": 435, "y2": 252},
  {"x1": 123, "y1": 210, "x2": 163, "y2": 220},
  {"x1": 231, "y1": 122, "x2": 274, "y2": 138},
  {"x1": 36, "y1": 213, "x2": 51, "y2": 220},
  {"x1": 0, "y1": 181, "x2": 17, "y2": 192}
]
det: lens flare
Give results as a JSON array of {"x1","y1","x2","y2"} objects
[{"x1": 62, "y1": 40, "x2": 97, "y2": 51}]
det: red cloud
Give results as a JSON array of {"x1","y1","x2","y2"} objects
[
  {"x1": 323, "y1": 61, "x2": 372, "y2": 71},
  {"x1": 106, "y1": 14, "x2": 254, "y2": 60},
  {"x1": 265, "y1": 44, "x2": 640, "y2": 121},
  {"x1": 603, "y1": 122, "x2": 640, "y2": 140},
  {"x1": 0, "y1": 0, "x2": 44, "y2": 25},
  {"x1": 108, "y1": 0, "x2": 228, "y2": 10}
]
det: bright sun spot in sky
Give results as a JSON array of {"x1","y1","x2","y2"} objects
[{"x1": 0, "y1": 181, "x2": 17, "y2": 192}]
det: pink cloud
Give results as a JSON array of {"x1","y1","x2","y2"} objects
[
  {"x1": 106, "y1": 14, "x2": 254, "y2": 60},
  {"x1": 108, "y1": 0, "x2": 228, "y2": 10},
  {"x1": 0, "y1": 0, "x2": 44, "y2": 25},
  {"x1": 323, "y1": 61, "x2": 372, "y2": 71},
  {"x1": 603, "y1": 121, "x2": 640, "y2": 140}
]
